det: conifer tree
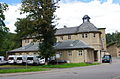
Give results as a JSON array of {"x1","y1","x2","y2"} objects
[{"x1": 19, "y1": 0, "x2": 59, "y2": 64}]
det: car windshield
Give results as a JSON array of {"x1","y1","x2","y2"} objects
[
  {"x1": 9, "y1": 57, "x2": 14, "y2": 60},
  {"x1": 103, "y1": 56, "x2": 110, "y2": 59},
  {"x1": 17, "y1": 57, "x2": 22, "y2": 60},
  {"x1": 27, "y1": 57, "x2": 33, "y2": 60},
  {"x1": 0, "y1": 58, "x2": 1, "y2": 60}
]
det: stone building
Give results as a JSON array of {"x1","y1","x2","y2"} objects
[
  {"x1": 9, "y1": 15, "x2": 106, "y2": 63},
  {"x1": 107, "y1": 43, "x2": 120, "y2": 57}
]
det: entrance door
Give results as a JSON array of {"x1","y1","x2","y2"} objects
[{"x1": 94, "y1": 51, "x2": 98, "y2": 61}]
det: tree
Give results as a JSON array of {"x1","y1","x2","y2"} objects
[
  {"x1": 106, "y1": 31, "x2": 120, "y2": 46},
  {"x1": 17, "y1": 0, "x2": 59, "y2": 64},
  {"x1": 0, "y1": 3, "x2": 9, "y2": 51}
]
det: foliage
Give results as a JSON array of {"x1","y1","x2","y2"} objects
[
  {"x1": 16, "y1": 0, "x2": 59, "y2": 64},
  {"x1": 40, "y1": 63, "x2": 100, "y2": 68},
  {"x1": 106, "y1": 31, "x2": 120, "y2": 46},
  {"x1": 0, "y1": 33, "x2": 21, "y2": 56},
  {"x1": 15, "y1": 18, "x2": 35, "y2": 39},
  {"x1": 0, "y1": 3, "x2": 9, "y2": 51}
]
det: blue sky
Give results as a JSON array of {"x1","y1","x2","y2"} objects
[
  {"x1": 1, "y1": 0, "x2": 120, "y2": 5},
  {"x1": 0, "y1": 0, "x2": 21, "y2": 5}
]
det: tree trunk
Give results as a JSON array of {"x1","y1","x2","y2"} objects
[{"x1": 45, "y1": 58, "x2": 48, "y2": 65}]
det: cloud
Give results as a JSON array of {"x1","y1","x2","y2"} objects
[
  {"x1": 56, "y1": 0, "x2": 120, "y2": 33},
  {"x1": 4, "y1": 0, "x2": 120, "y2": 33},
  {"x1": 4, "y1": 4, "x2": 25, "y2": 33}
]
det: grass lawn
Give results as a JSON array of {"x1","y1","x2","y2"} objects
[
  {"x1": 0, "y1": 63, "x2": 99, "y2": 74},
  {"x1": 40, "y1": 62, "x2": 100, "y2": 68},
  {"x1": 0, "y1": 67, "x2": 48, "y2": 74}
]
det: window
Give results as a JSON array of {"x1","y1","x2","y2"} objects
[
  {"x1": 60, "y1": 36, "x2": 63, "y2": 40},
  {"x1": 68, "y1": 35, "x2": 71, "y2": 39},
  {"x1": 60, "y1": 52, "x2": 62, "y2": 57},
  {"x1": 78, "y1": 50, "x2": 83, "y2": 56},
  {"x1": 82, "y1": 34, "x2": 84, "y2": 38},
  {"x1": 85, "y1": 34, "x2": 88, "y2": 38},
  {"x1": 68, "y1": 51, "x2": 72, "y2": 56},
  {"x1": 82, "y1": 34, "x2": 88, "y2": 38},
  {"x1": 93, "y1": 33, "x2": 96, "y2": 37},
  {"x1": 25, "y1": 39, "x2": 29, "y2": 43}
]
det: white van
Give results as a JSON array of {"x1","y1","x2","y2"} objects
[
  {"x1": 7, "y1": 55, "x2": 16, "y2": 64},
  {"x1": 16, "y1": 55, "x2": 26, "y2": 64},
  {"x1": 26, "y1": 55, "x2": 35, "y2": 65},
  {"x1": 0, "y1": 56, "x2": 7, "y2": 65},
  {"x1": 37, "y1": 56, "x2": 45, "y2": 65},
  {"x1": 26, "y1": 55, "x2": 45, "y2": 65}
]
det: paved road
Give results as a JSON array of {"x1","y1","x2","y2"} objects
[{"x1": 1, "y1": 58, "x2": 120, "y2": 79}]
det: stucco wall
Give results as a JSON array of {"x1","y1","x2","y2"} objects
[
  {"x1": 98, "y1": 28, "x2": 107, "y2": 50},
  {"x1": 57, "y1": 49, "x2": 94, "y2": 63},
  {"x1": 107, "y1": 44, "x2": 117, "y2": 57},
  {"x1": 22, "y1": 39, "x2": 33, "y2": 46}
]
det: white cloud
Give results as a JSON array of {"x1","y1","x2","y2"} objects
[
  {"x1": 4, "y1": 4, "x2": 25, "y2": 33},
  {"x1": 56, "y1": 0, "x2": 120, "y2": 33},
  {"x1": 4, "y1": 0, "x2": 120, "y2": 33}
]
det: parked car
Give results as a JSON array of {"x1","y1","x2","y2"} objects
[
  {"x1": 26, "y1": 55, "x2": 45, "y2": 65},
  {"x1": 48, "y1": 60, "x2": 67, "y2": 65},
  {"x1": 16, "y1": 55, "x2": 26, "y2": 64},
  {"x1": 102, "y1": 55, "x2": 112, "y2": 63},
  {"x1": 0, "y1": 56, "x2": 7, "y2": 65},
  {"x1": 37, "y1": 56, "x2": 45, "y2": 65},
  {"x1": 7, "y1": 55, "x2": 17, "y2": 64}
]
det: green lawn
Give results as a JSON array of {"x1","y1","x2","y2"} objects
[
  {"x1": 0, "y1": 67, "x2": 48, "y2": 74},
  {"x1": 40, "y1": 63, "x2": 100, "y2": 68},
  {"x1": 0, "y1": 63, "x2": 99, "y2": 74}
]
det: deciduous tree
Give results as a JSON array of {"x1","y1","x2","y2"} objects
[{"x1": 0, "y1": 3, "x2": 9, "y2": 51}]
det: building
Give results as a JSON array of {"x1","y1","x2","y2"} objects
[
  {"x1": 107, "y1": 43, "x2": 120, "y2": 57},
  {"x1": 9, "y1": 15, "x2": 106, "y2": 63}
]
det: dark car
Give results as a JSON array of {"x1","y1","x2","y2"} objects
[
  {"x1": 102, "y1": 55, "x2": 112, "y2": 63},
  {"x1": 48, "y1": 60, "x2": 67, "y2": 65}
]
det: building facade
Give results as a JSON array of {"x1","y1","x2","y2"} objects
[
  {"x1": 107, "y1": 43, "x2": 120, "y2": 57},
  {"x1": 9, "y1": 15, "x2": 106, "y2": 63}
]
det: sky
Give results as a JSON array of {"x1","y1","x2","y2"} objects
[{"x1": 1, "y1": 0, "x2": 120, "y2": 33}]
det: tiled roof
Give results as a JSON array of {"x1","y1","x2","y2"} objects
[
  {"x1": 55, "y1": 15, "x2": 101, "y2": 35},
  {"x1": 9, "y1": 43, "x2": 39, "y2": 53},
  {"x1": 9, "y1": 40, "x2": 93, "y2": 53},
  {"x1": 77, "y1": 22, "x2": 99, "y2": 33},
  {"x1": 55, "y1": 40, "x2": 93, "y2": 50},
  {"x1": 55, "y1": 27, "x2": 78, "y2": 35}
]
